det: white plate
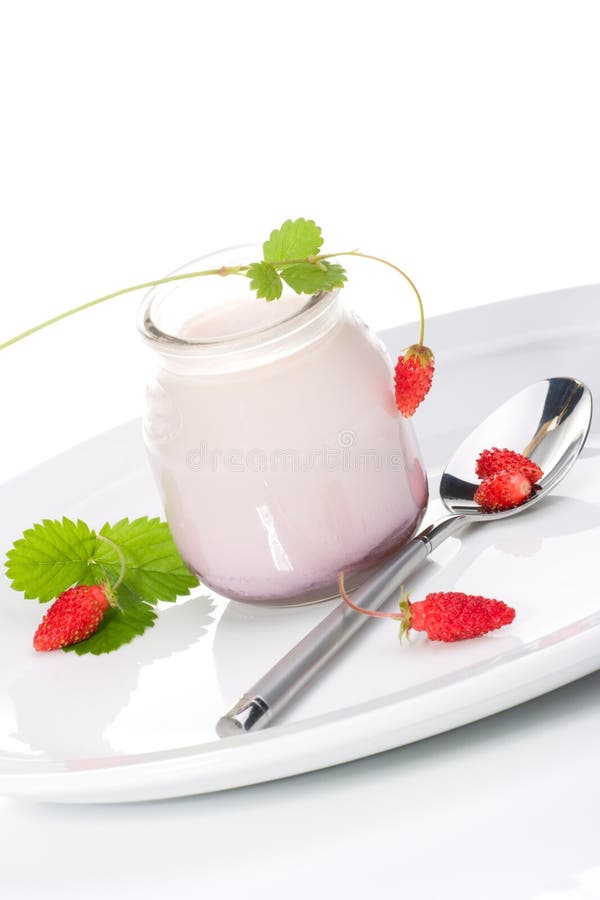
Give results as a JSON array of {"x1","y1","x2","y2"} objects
[{"x1": 1, "y1": 285, "x2": 599, "y2": 803}]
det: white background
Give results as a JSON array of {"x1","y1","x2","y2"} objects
[
  {"x1": 0, "y1": 3, "x2": 599, "y2": 898},
  {"x1": 1, "y1": 0, "x2": 599, "y2": 476}
]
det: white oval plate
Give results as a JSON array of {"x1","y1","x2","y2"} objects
[{"x1": 1, "y1": 285, "x2": 599, "y2": 803}]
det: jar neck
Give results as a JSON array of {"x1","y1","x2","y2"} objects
[{"x1": 137, "y1": 247, "x2": 344, "y2": 375}]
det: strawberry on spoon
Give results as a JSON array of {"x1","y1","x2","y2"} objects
[
  {"x1": 476, "y1": 447, "x2": 543, "y2": 482},
  {"x1": 474, "y1": 470, "x2": 534, "y2": 512}
]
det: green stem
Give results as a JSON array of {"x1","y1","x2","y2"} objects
[
  {"x1": 0, "y1": 249, "x2": 425, "y2": 351},
  {"x1": 0, "y1": 268, "x2": 239, "y2": 352},
  {"x1": 96, "y1": 534, "x2": 127, "y2": 591},
  {"x1": 322, "y1": 250, "x2": 426, "y2": 346}
]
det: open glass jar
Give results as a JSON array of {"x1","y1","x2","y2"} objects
[{"x1": 138, "y1": 248, "x2": 428, "y2": 606}]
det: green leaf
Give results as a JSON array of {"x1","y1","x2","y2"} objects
[
  {"x1": 6, "y1": 516, "x2": 200, "y2": 655},
  {"x1": 5, "y1": 518, "x2": 96, "y2": 603},
  {"x1": 246, "y1": 261, "x2": 283, "y2": 301},
  {"x1": 63, "y1": 583, "x2": 157, "y2": 655},
  {"x1": 63, "y1": 517, "x2": 199, "y2": 654},
  {"x1": 93, "y1": 517, "x2": 200, "y2": 604},
  {"x1": 281, "y1": 261, "x2": 347, "y2": 296},
  {"x1": 263, "y1": 218, "x2": 323, "y2": 263},
  {"x1": 5, "y1": 516, "x2": 199, "y2": 607}
]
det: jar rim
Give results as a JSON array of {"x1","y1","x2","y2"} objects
[{"x1": 137, "y1": 244, "x2": 340, "y2": 358}]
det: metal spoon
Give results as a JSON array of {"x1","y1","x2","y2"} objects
[{"x1": 217, "y1": 376, "x2": 593, "y2": 736}]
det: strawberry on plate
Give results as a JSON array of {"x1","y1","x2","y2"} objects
[{"x1": 33, "y1": 584, "x2": 114, "y2": 651}]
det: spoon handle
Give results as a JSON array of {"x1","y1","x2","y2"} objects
[{"x1": 217, "y1": 514, "x2": 468, "y2": 736}]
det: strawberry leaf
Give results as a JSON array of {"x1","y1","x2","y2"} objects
[
  {"x1": 281, "y1": 261, "x2": 347, "y2": 296},
  {"x1": 6, "y1": 516, "x2": 200, "y2": 656},
  {"x1": 246, "y1": 261, "x2": 283, "y2": 301},
  {"x1": 93, "y1": 517, "x2": 200, "y2": 604},
  {"x1": 263, "y1": 218, "x2": 323, "y2": 263},
  {"x1": 5, "y1": 518, "x2": 96, "y2": 602}
]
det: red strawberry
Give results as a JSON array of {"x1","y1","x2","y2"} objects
[
  {"x1": 33, "y1": 584, "x2": 114, "y2": 651},
  {"x1": 337, "y1": 574, "x2": 515, "y2": 642},
  {"x1": 401, "y1": 591, "x2": 515, "y2": 642},
  {"x1": 474, "y1": 470, "x2": 533, "y2": 511},
  {"x1": 394, "y1": 344, "x2": 435, "y2": 417},
  {"x1": 476, "y1": 447, "x2": 543, "y2": 483}
]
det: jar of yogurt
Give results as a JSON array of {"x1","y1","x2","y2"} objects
[{"x1": 138, "y1": 248, "x2": 428, "y2": 606}]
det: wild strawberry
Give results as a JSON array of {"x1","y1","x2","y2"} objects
[
  {"x1": 337, "y1": 574, "x2": 515, "y2": 642},
  {"x1": 476, "y1": 447, "x2": 543, "y2": 483},
  {"x1": 394, "y1": 344, "x2": 435, "y2": 417},
  {"x1": 400, "y1": 591, "x2": 515, "y2": 641},
  {"x1": 33, "y1": 583, "x2": 114, "y2": 651},
  {"x1": 474, "y1": 470, "x2": 533, "y2": 511}
]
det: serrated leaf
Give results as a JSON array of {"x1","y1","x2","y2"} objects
[
  {"x1": 5, "y1": 518, "x2": 96, "y2": 602},
  {"x1": 63, "y1": 583, "x2": 157, "y2": 655},
  {"x1": 94, "y1": 517, "x2": 199, "y2": 604},
  {"x1": 5, "y1": 516, "x2": 198, "y2": 607},
  {"x1": 246, "y1": 261, "x2": 283, "y2": 301},
  {"x1": 6, "y1": 516, "x2": 200, "y2": 655},
  {"x1": 263, "y1": 218, "x2": 323, "y2": 264},
  {"x1": 281, "y1": 261, "x2": 347, "y2": 296}
]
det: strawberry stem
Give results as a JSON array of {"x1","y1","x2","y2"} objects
[
  {"x1": 0, "y1": 268, "x2": 233, "y2": 352},
  {"x1": 0, "y1": 249, "x2": 425, "y2": 351},
  {"x1": 323, "y1": 250, "x2": 426, "y2": 346},
  {"x1": 96, "y1": 534, "x2": 126, "y2": 591},
  {"x1": 337, "y1": 571, "x2": 403, "y2": 620}
]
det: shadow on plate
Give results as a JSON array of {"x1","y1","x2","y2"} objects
[{"x1": 6, "y1": 594, "x2": 215, "y2": 759}]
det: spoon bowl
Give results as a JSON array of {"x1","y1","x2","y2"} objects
[{"x1": 441, "y1": 376, "x2": 593, "y2": 519}]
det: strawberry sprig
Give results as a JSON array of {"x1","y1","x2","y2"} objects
[
  {"x1": 5, "y1": 517, "x2": 200, "y2": 655},
  {"x1": 338, "y1": 573, "x2": 515, "y2": 642},
  {"x1": 0, "y1": 218, "x2": 435, "y2": 417}
]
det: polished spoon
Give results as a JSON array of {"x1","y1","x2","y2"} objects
[{"x1": 217, "y1": 376, "x2": 593, "y2": 736}]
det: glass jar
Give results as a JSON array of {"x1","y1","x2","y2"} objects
[{"x1": 138, "y1": 248, "x2": 428, "y2": 606}]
